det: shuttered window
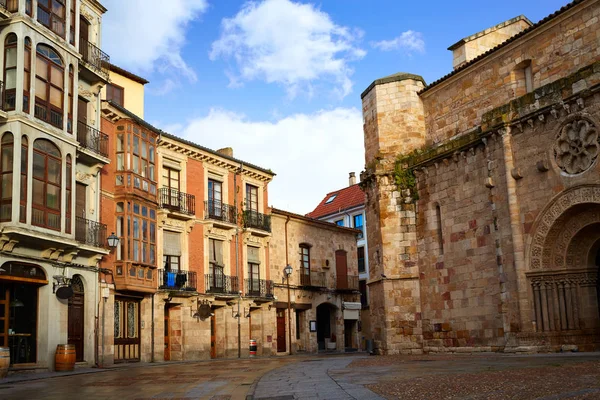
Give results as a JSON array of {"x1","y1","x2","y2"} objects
[{"x1": 163, "y1": 231, "x2": 181, "y2": 256}]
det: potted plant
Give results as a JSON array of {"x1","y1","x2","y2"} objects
[{"x1": 327, "y1": 334, "x2": 337, "y2": 350}]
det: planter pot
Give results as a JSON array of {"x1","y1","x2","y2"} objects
[{"x1": 327, "y1": 342, "x2": 337, "y2": 350}]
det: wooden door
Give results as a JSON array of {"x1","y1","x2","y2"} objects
[
  {"x1": 77, "y1": 98, "x2": 87, "y2": 125},
  {"x1": 114, "y1": 298, "x2": 140, "y2": 363},
  {"x1": 0, "y1": 287, "x2": 8, "y2": 347},
  {"x1": 76, "y1": 183, "x2": 86, "y2": 218},
  {"x1": 276, "y1": 309, "x2": 286, "y2": 353},
  {"x1": 164, "y1": 305, "x2": 170, "y2": 361},
  {"x1": 68, "y1": 293, "x2": 84, "y2": 362},
  {"x1": 336, "y1": 250, "x2": 348, "y2": 289},
  {"x1": 79, "y1": 16, "x2": 89, "y2": 56},
  {"x1": 210, "y1": 313, "x2": 216, "y2": 359}
]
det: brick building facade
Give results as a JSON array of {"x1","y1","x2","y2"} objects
[{"x1": 361, "y1": 0, "x2": 600, "y2": 354}]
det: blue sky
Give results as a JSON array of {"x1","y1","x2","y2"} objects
[{"x1": 102, "y1": 0, "x2": 570, "y2": 214}]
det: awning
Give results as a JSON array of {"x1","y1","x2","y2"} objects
[{"x1": 342, "y1": 302, "x2": 361, "y2": 310}]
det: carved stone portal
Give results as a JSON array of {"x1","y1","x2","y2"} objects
[{"x1": 554, "y1": 117, "x2": 598, "y2": 175}]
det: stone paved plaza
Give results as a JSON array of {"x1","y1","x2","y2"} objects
[{"x1": 1, "y1": 352, "x2": 600, "y2": 399}]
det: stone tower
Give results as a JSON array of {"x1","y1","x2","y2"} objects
[{"x1": 360, "y1": 73, "x2": 427, "y2": 354}]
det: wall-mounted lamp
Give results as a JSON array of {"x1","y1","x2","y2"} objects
[{"x1": 107, "y1": 232, "x2": 120, "y2": 250}]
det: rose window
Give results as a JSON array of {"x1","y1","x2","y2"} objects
[{"x1": 554, "y1": 118, "x2": 599, "y2": 175}]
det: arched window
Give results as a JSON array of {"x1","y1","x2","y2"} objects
[
  {"x1": 24, "y1": 37, "x2": 32, "y2": 114},
  {"x1": 0, "y1": 132, "x2": 14, "y2": 222},
  {"x1": 65, "y1": 154, "x2": 72, "y2": 233},
  {"x1": 20, "y1": 136, "x2": 28, "y2": 222},
  {"x1": 35, "y1": 44, "x2": 64, "y2": 129},
  {"x1": 32, "y1": 139, "x2": 61, "y2": 230},
  {"x1": 3, "y1": 33, "x2": 17, "y2": 111},
  {"x1": 67, "y1": 65, "x2": 73, "y2": 133}
]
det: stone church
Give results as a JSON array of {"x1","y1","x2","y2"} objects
[{"x1": 361, "y1": 0, "x2": 600, "y2": 354}]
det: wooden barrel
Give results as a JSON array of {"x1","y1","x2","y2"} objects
[
  {"x1": 249, "y1": 339, "x2": 257, "y2": 357},
  {"x1": 55, "y1": 344, "x2": 76, "y2": 372},
  {"x1": 0, "y1": 347, "x2": 9, "y2": 378}
]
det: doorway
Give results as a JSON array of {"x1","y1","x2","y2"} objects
[
  {"x1": 336, "y1": 250, "x2": 348, "y2": 289},
  {"x1": 68, "y1": 275, "x2": 84, "y2": 362},
  {"x1": 210, "y1": 313, "x2": 216, "y2": 359},
  {"x1": 79, "y1": 16, "x2": 90, "y2": 58},
  {"x1": 316, "y1": 303, "x2": 337, "y2": 351},
  {"x1": 276, "y1": 309, "x2": 286, "y2": 352},
  {"x1": 114, "y1": 297, "x2": 140, "y2": 363},
  {"x1": 344, "y1": 320, "x2": 357, "y2": 350},
  {"x1": 164, "y1": 304, "x2": 170, "y2": 361}
]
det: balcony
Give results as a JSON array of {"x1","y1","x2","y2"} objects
[
  {"x1": 159, "y1": 269, "x2": 197, "y2": 292},
  {"x1": 299, "y1": 268, "x2": 326, "y2": 288},
  {"x1": 243, "y1": 210, "x2": 271, "y2": 233},
  {"x1": 337, "y1": 275, "x2": 359, "y2": 291},
  {"x1": 245, "y1": 278, "x2": 274, "y2": 299},
  {"x1": 79, "y1": 38, "x2": 110, "y2": 82},
  {"x1": 114, "y1": 263, "x2": 156, "y2": 294},
  {"x1": 204, "y1": 200, "x2": 237, "y2": 227},
  {"x1": 205, "y1": 274, "x2": 239, "y2": 295},
  {"x1": 158, "y1": 188, "x2": 195, "y2": 218},
  {"x1": 75, "y1": 216, "x2": 107, "y2": 249},
  {"x1": 77, "y1": 121, "x2": 109, "y2": 162}
]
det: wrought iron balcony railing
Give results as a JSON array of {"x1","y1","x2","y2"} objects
[
  {"x1": 338, "y1": 275, "x2": 359, "y2": 291},
  {"x1": 243, "y1": 210, "x2": 271, "y2": 232},
  {"x1": 245, "y1": 278, "x2": 274, "y2": 298},
  {"x1": 77, "y1": 121, "x2": 109, "y2": 158},
  {"x1": 204, "y1": 200, "x2": 237, "y2": 225},
  {"x1": 205, "y1": 273, "x2": 238, "y2": 295},
  {"x1": 159, "y1": 269, "x2": 197, "y2": 291},
  {"x1": 299, "y1": 268, "x2": 326, "y2": 288},
  {"x1": 75, "y1": 216, "x2": 107, "y2": 248},
  {"x1": 79, "y1": 37, "x2": 110, "y2": 78},
  {"x1": 159, "y1": 188, "x2": 195, "y2": 216}
]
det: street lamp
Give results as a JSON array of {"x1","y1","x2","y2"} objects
[
  {"x1": 107, "y1": 232, "x2": 120, "y2": 249},
  {"x1": 283, "y1": 264, "x2": 293, "y2": 355}
]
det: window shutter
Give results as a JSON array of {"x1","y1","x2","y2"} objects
[
  {"x1": 163, "y1": 231, "x2": 181, "y2": 256},
  {"x1": 210, "y1": 239, "x2": 224, "y2": 265},
  {"x1": 248, "y1": 246, "x2": 260, "y2": 263}
]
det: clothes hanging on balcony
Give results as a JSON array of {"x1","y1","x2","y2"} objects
[
  {"x1": 166, "y1": 271, "x2": 176, "y2": 288},
  {"x1": 175, "y1": 273, "x2": 187, "y2": 288}
]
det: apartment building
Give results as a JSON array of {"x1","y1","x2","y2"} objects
[{"x1": 0, "y1": 0, "x2": 111, "y2": 371}]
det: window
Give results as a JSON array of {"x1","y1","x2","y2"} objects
[
  {"x1": 19, "y1": 136, "x2": 28, "y2": 222},
  {"x1": 106, "y1": 83, "x2": 124, "y2": 106},
  {"x1": 325, "y1": 194, "x2": 337, "y2": 204},
  {"x1": 0, "y1": 133, "x2": 14, "y2": 222},
  {"x1": 24, "y1": 38, "x2": 31, "y2": 114},
  {"x1": 31, "y1": 139, "x2": 61, "y2": 230},
  {"x1": 65, "y1": 154, "x2": 71, "y2": 233},
  {"x1": 246, "y1": 184, "x2": 258, "y2": 212},
  {"x1": 35, "y1": 44, "x2": 64, "y2": 129},
  {"x1": 163, "y1": 231, "x2": 181, "y2": 271},
  {"x1": 335, "y1": 219, "x2": 344, "y2": 226},
  {"x1": 436, "y1": 204, "x2": 444, "y2": 255},
  {"x1": 37, "y1": 0, "x2": 66, "y2": 38},
  {"x1": 25, "y1": 0, "x2": 32, "y2": 15},
  {"x1": 115, "y1": 200, "x2": 156, "y2": 265},
  {"x1": 300, "y1": 244, "x2": 310, "y2": 285},
  {"x1": 357, "y1": 246, "x2": 365, "y2": 273},
  {"x1": 67, "y1": 65, "x2": 73, "y2": 132},
  {"x1": 161, "y1": 167, "x2": 180, "y2": 207},
  {"x1": 69, "y1": 0, "x2": 76, "y2": 45},
  {"x1": 353, "y1": 214, "x2": 364, "y2": 238},
  {"x1": 359, "y1": 280, "x2": 368, "y2": 307},
  {"x1": 207, "y1": 178, "x2": 222, "y2": 217},
  {"x1": 513, "y1": 59, "x2": 533, "y2": 97},
  {"x1": 3, "y1": 34, "x2": 17, "y2": 111},
  {"x1": 208, "y1": 239, "x2": 224, "y2": 291},
  {"x1": 116, "y1": 123, "x2": 157, "y2": 194},
  {"x1": 247, "y1": 246, "x2": 260, "y2": 294}
]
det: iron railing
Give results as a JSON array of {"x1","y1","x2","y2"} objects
[
  {"x1": 79, "y1": 37, "x2": 110, "y2": 79},
  {"x1": 75, "y1": 216, "x2": 107, "y2": 248},
  {"x1": 245, "y1": 278, "x2": 274, "y2": 298},
  {"x1": 159, "y1": 269, "x2": 197, "y2": 291},
  {"x1": 299, "y1": 268, "x2": 326, "y2": 288},
  {"x1": 159, "y1": 188, "x2": 196, "y2": 215},
  {"x1": 338, "y1": 275, "x2": 359, "y2": 291},
  {"x1": 205, "y1": 273, "x2": 238, "y2": 295},
  {"x1": 204, "y1": 200, "x2": 237, "y2": 224},
  {"x1": 243, "y1": 210, "x2": 271, "y2": 232},
  {"x1": 0, "y1": 0, "x2": 18, "y2": 12},
  {"x1": 34, "y1": 103, "x2": 63, "y2": 129},
  {"x1": 77, "y1": 121, "x2": 109, "y2": 157}
]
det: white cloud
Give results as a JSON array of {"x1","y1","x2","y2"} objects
[
  {"x1": 169, "y1": 108, "x2": 364, "y2": 214},
  {"x1": 102, "y1": 0, "x2": 208, "y2": 90},
  {"x1": 372, "y1": 30, "x2": 425, "y2": 54},
  {"x1": 210, "y1": 0, "x2": 366, "y2": 98}
]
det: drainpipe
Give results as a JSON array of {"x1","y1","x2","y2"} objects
[
  {"x1": 151, "y1": 293, "x2": 155, "y2": 362},
  {"x1": 101, "y1": 295, "x2": 106, "y2": 367}
]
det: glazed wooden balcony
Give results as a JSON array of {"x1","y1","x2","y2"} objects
[
  {"x1": 114, "y1": 263, "x2": 156, "y2": 294},
  {"x1": 75, "y1": 216, "x2": 107, "y2": 249},
  {"x1": 299, "y1": 268, "x2": 326, "y2": 288},
  {"x1": 204, "y1": 200, "x2": 237, "y2": 226},
  {"x1": 243, "y1": 210, "x2": 271, "y2": 233},
  {"x1": 245, "y1": 278, "x2": 274, "y2": 298},
  {"x1": 159, "y1": 269, "x2": 197, "y2": 292},
  {"x1": 205, "y1": 273, "x2": 238, "y2": 295}
]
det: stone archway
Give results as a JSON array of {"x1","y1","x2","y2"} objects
[
  {"x1": 316, "y1": 302, "x2": 338, "y2": 351},
  {"x1": 526, "y1": 186, "x2": 600, "y2": 340}
]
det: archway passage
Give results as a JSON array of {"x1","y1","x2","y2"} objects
[
  {"x1": 527, "y1": 195, "x2": 600, "y2": 337},
  {"x1": 68, "y1": 275, "x2": 85, "y2": 362},
  {"x1": 316, "y1": 303, "x2": 337, "y2": 351}
]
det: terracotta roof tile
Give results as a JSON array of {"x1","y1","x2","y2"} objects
[{"x1": 306, "y1": 184, "x2": 365, "y2": 219}]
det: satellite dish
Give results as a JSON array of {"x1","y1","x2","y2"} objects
[
  {"x1": 56, "y1": 285, "x2": 74, "y2": 299},
  {"x1": 197, "y1": 304, "x2": 212, "y2": 321}
]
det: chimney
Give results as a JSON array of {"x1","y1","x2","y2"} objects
[
  {"x1": 349, "y1": 172, "x2": 356, "y2": 186},
  {"x1": 216, "y1": 147, "x2": 233, "y2": 158}
]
